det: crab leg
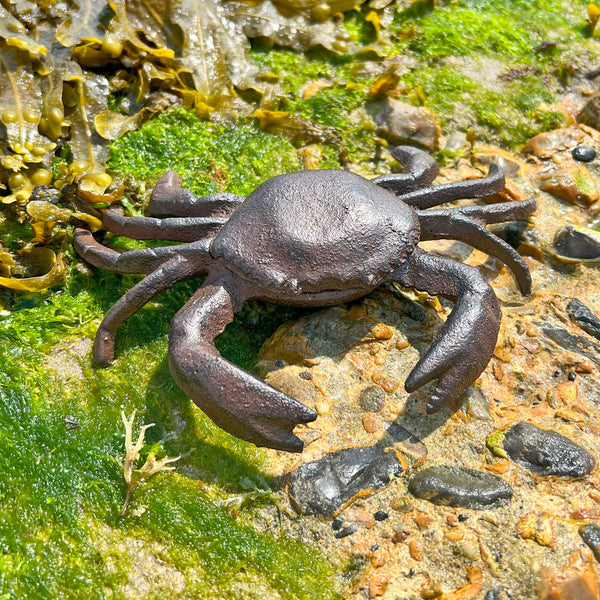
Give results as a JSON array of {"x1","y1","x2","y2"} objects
[
  {"x1": 93, "y1": 256, "x2": 204, "y2": 367},
  {"x1": 102, "y1": 209, "x2": 227, "y2": 242},
  {"x1": 395, "y1": 164, "x2": 505, "y2": 209},
  {"x1": 371, "y1": 146, "x2": 439, "y2": 194},
  {"x1": 417, "y1": 198, "x2": 537, "y2": 294},
  {"x1": 168, "y1": 275, "x2": 317, "y2": 452},
  {"x1": 148, "y1": 171, "x2": 244, "y2": 218},
  {"x1": 395, "y1": 248, "x2": 502, "y2": 413},
  {"x1": 73, "y1": 228, "x2": 211, "y2": 275}
]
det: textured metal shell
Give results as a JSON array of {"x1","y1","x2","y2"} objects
[{"x1": 210, "y1": 170, "x2": 420, "y2": 293}]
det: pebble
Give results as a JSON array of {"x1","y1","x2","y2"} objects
[
  {"x1": 373, "y1": 510, "x2": 389, "y2": 521},
  {"x1": 331, "y1": 518, "x2": 343, "y2": 531},
  {"x1": 359, "y1": 385, "x2": 385, "y2": 412},
  {"x1": 538, "y1": 163, "x2": 599, "y2": 207},
  {"x1": 580, "y1": 524, "x2": 600, "y2": 563},
  {"x1": 288, "y1": 445, "x2": 406, "y2": 517},
  {"x1": 488, "y1": 422, "x2": 595, "y2": 477},
  {"x1": 408, "y1": 466, "x2": 513, "y2": 509},
  {"x1": 553, "y1": 225, "x2": 600, "y2": 262},
  {"x1": 376, "y1": 97, "x2": 442, "y2": 151},
  {"x1": 334, "y1": 524, "x2": 358, "y2": 539},
  {"x1": 578, "y1": 94, "x2": 600, "y2": 131},
  {"x1": 522, "y1": 128, "x2": 584, "y2": 158},
  {"x1": 572, "y1": 146, "x2": 597, "y2": 162},
  {"x1": 484, "y1": 592, "x2": 500, "y2": 600},
  {"x1": 567, "y1": 299, "x2": 600, "y2": 340}
]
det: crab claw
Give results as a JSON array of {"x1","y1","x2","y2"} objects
[
  {"x1": 398, "y1": 249, "x2": 502, "y2": 413},
  {"x1": 168, "y1": 279, "x2": 317, "y2": 452}
]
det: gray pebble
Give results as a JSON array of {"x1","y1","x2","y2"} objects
[
  {"x1": 580, "y1": 523, "x2": 600, "y2": 562},
  {"x1": 359, "y1": 385, "x2": 386, "y2": 412}
]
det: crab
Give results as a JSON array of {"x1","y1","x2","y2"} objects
[{"x1": 74, "y1": 146, "x2": 536, "y2": 453}]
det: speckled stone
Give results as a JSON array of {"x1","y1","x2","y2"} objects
[
  {"x1": 408, "y1": 466, "x2": 513, "y2": 509},
  {"x1": 496, "y1": 422, "x2": 595, "y2": 478},
  {"x1": 359, "y1": 385, "x2": 386, "y2": 412},
  {"x1": 580, "y1": 524, "x2": 600, "y2": 563}
]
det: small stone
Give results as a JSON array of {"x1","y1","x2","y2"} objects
[
  {"x1": 578, "y1": 94, "x2": 600, "y2": 131},
  {"x1": 458, "y1": 513, "x2": 469, "y2": 522},
  {"x1": 373, "y1": 510, "x2": 389, "y2": 521},
  {"x1": 464, "y1": 386, "x2": 492, "y2": 421},
  {"x1": 369, "y1": 572, "x2": 389, "y2": 598},
  {"x1": 572, "y1": 146, "x2": 597, "y2": 162},
  {"x1": 414, "y1": 512, "x2": 434, "y2": 528},
  {"x1": 298, "y1": 370, "x2": 313, "y2": 380},
  {"x1": 484, "y1": 592, "x2": 500, "y2": 600},
  {"x1": 539, "y1": 163, "x2": 599, "y2": 207},
  {"x1": 408, "y1": 466, "x2": 513, "y2": 509},
  {"x1": 523, "y1": 128, "x2": 584, "y2": 158},
  {"x1": 408, "y1": 539, "x2": 424, "y2": 561},
  {"x1": 362, "y1": 413, "x2": 381, "y2": 433},
  {"x1": 553, "y1": 226, "x2": 600, "y2": 262},
  {"x1": 376, "y1": 98, "x2": 442, "y2": 151},
  {"x1": 538, "y1": 559, "x2": 600, "y2": 600},
  {"x1": 331, "y1": 518, "x2": 343, "y2": 531},
  {"x1": 288, "y1": 445, "x2": 406, "y2": 517},
  {"x1": 567, "y1": 299, "x2": 600, "y2": 340},
  {"x1": 488, "y1": 421, "x2": 595, "y2": 477},
  {"x1": 392, "y1": 529, "x2": 410, "y2": 543},
  {"x1": 359, "y1": 386, "x2": 386, "y2": 412},
  {"x1": 580, "y1": 524, "x2": 600, "y2": 563},
  {"x1": 334, "y1": 524, "x2": 358, "y2": 539}
]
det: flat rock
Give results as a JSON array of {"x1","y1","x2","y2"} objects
[
  {"x1": 487, "y1": 422, "x2": 595, "y2": 477},
  {"x1": 408, "y1": 466, "x2": 513, "y2": 509},
  {"x1": 375, "y1": 98, "x2": 441, "y2": 151},
  {"x1": 287, "y1": 445, "x2": 406, "y2": 517},
  {"x1": 567, "y1": 299, "x2": 600, "y2": 340}
]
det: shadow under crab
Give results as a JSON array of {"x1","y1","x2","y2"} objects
[{"x1": 74, "y1": 146, "x2": 536, "y2": 452}]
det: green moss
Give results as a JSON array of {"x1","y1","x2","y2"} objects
[{"x1": 109, "y1": 107, "x2": 302, "y2": 197}]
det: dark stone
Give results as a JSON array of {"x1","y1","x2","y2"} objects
[
  {"x1": 502, "y1": 422, "x2": 595, "y2": 477},
  {"x1": 298, "y1": 371, "x2": 314, "y2": 380},
  {"x1": 334, "y1": 524, "x2": 358, "y2": 539},
  {"x1": 580, "y1": 524, "x2": 600, "y2": 562},
  {"x1": 374, "y1": 510, "x2": 389, "y2": 521},
  {"x1": 458, "y1": 513, "x2": 469, "y2": 522},
  {"x1": 554, "y1": 225, "x2": 600, "y2": 260},
  {"x1": 538, "y1": 325, "x2": 600, "y2": 368},
  {"x1": 408, "y1": 466, "x2": 513, "y2": 509},
  {"x1": 359, "y1": 385, "x2": 385, "y2": 412},
  {"x1": 567, "y1": 298, "x2": 600, "y2": 340},
  {"x1": 331, "y1": 518, "x2": 343, "y2": 531},
  {"x1": 288, "y1": 445, "x2": 406, "y2": 517},
  {"x1": 568, "y1": 371, "x2": 577, "y2": 381},
  {"x1": 572, "y1": 146, "x2": 597, "y2": 162},
  {"x1": 484, "y1": 592, "x2": 501, "y2": 600}
]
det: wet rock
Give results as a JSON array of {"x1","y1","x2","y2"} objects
[
  {"x1": 487, "y1": 422, "x2": 595, "y2": 478},
  {"x1": 580, "y1": 524, "x2": 600, "y2": 563},
  {"x1": 572, "y1": 146, "x2": 596, "y2": 162},
  {"x1": 376, "y1": 98, "x2": 442, "y2": 151},
  {"x1": 522, "y1": 128, "x2": 584, "y2": 159},
  {"x1": 408, "y1": 466, "x2": 513, "y2": 509},
  {"x1": 373, "y1": 510, "x2": 389, "y2": 521},
  {"x1": 464, "y1": 386, "x2": 493, "y2": 421},
  {"x1": 578, "y1": 94, "x2": 600, "y2": 131},
  {"x1": 484, "y1": 592, "x2": 500, "y2": 600},
  {"x1": 538, "y1": 163, "x2": 599, "y2": 207},
  {"x1": 288, "y1": 445, "x2": 406, "y2": 517},
  {"x1": 359, "y1": 385, "x2": 385, "y2": 412},
  {"x1": 567, "y1": 299, "x2": 600, "y2": 340},
  {"x1": 538, "y1": 559, "x2": 600, "y2": 600},
  {"x1": 538, "y1": 325, "x2": 600, "y2": 368},
  {"x1": 553, "y1": 225, "x2": 600, "y2": 262}
]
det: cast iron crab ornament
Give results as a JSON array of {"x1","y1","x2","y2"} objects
[{"x1": 74, "y1": 147, "x2": 536, "y2": 452}]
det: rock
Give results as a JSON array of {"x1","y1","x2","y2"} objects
[
  {"x1": 376, "y1": 98, "x2": 442, "y2": 151},
  {"x1": 334, "y1": 524, "x2": 358, "y2": 539},
  {"x1": 373, "y1": 510, "x2": 389, "y2": 521},
  {"x1": 522, "y1": 128, "x2": 584, "y2": 158},
  {"x1": 578, "y1": 94, "x2": 600, "y2": 131},
  {"x1": 580, "y1": 524, "x2": 600, "y2": 563},
  {"x1": 464, "y1": 386, "x2": 493, "y2": 421},
  {"x1": 567, "y1": 299, "x2": 600, "y2": 340},
  {"x1": 538, "y1": 558, "x2": 600, "y2": 600},
  {"x1": 553, "y1": 225, "x2": 600, "y2": 262},
  {"x1": 538, "y1": 325, "x2": 600, "y2": 368},
  {"x1": 487, "y1": 422, "x2": 595, "y2": 477},
  {"x1": 288, "y1": 445, "x2": 406, "y2": 517},
  {"x1": 359, "y1": 385, "x2": 385, "y2": 412},
  {"x1": 408, "y1": 466, "x2": 513, "y2": 509},
  {"x1": 538, "y1": 163, "x2": 599, "y2": 207},
  {"x1": 484, "y1": 591, "x2": 500, "y2": 600},
  {"x1": 572, "y1": 146, "x2": 596, "y2": 162}
]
